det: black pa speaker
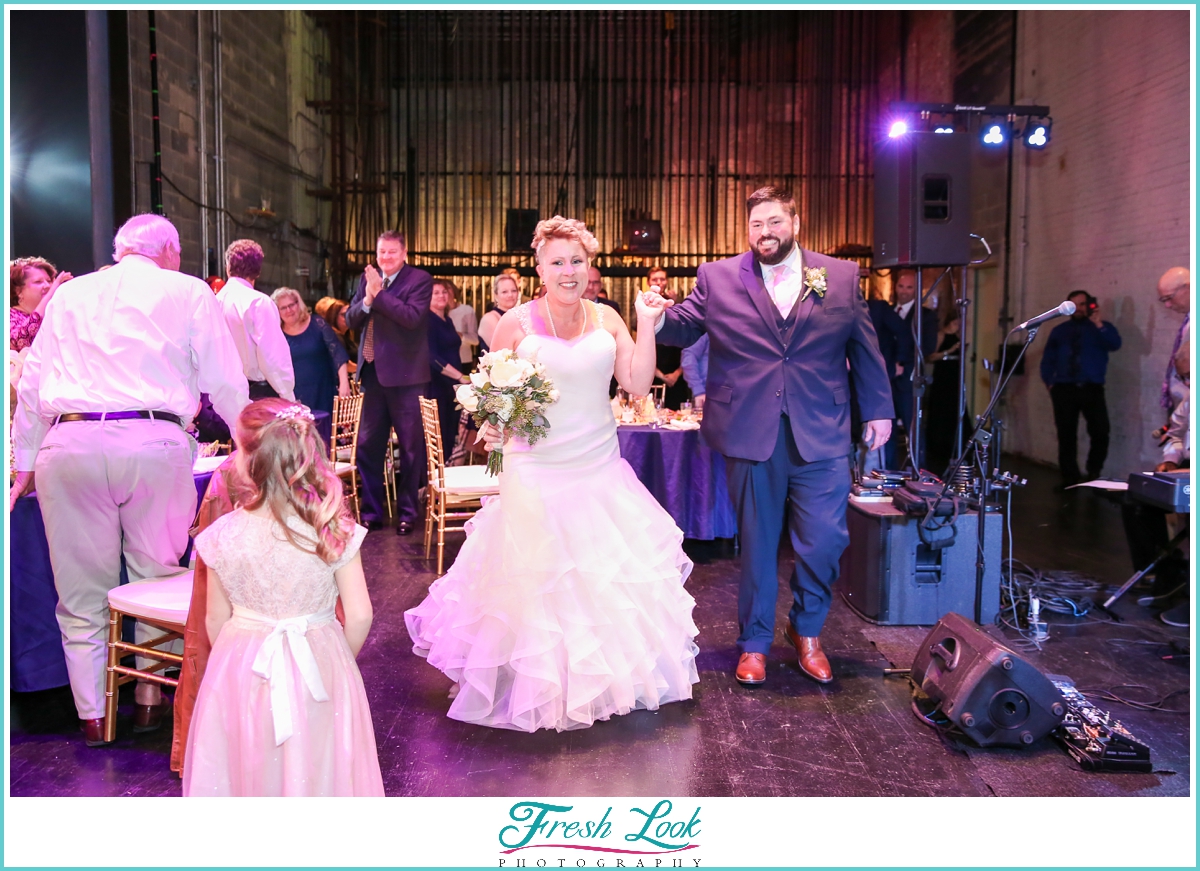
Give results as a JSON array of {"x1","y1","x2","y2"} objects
[
  {"x1": 874, "y1": 131, "x2": 972, "y2": 267},
  {"x1": 840, "y1": 499, "x2": 1001, "y2": 625},
  {"x1": 506, "y1": 209, "x2": 540, "y2": 252},
  {"x1": 911, "y1": 612, "x2": 1066, "y2": 747}
]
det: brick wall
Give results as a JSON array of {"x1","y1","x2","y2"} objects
[
  {"x1": 1004, "y1": 10, "x2": 1191, "y2": 476},
  {"x1": 125, "y1": 11, "x2": 326, "y2": 294}
]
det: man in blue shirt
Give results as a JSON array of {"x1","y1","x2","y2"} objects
[{"x1": 1040, "y1": 290, "x2": 1123, "y2": 486}]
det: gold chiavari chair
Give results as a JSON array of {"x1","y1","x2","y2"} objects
[
  {"x1": 330, "y1": 392, "x2": 365, "y2": 523},
  {"x1": 417, "y1": 397, "x2": 499, "y2": 575},
  {"x1": 104, "y1": 571, "x2": 193, "y2": 744}
]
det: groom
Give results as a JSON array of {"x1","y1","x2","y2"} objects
[{"x1": 641, "y1": 186, "x2": 893, "y2": 686}]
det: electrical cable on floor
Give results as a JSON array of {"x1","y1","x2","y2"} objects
[
  {"x1": 1075, "y1": 685, "x2": 1190, "y2": 714},
  {"x1": 999, "y1": 555, "x2": 1118, "y2": 650}
]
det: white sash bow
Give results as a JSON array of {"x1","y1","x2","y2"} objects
[{"x1": 232, "y1": 604, "x2": 335, "y2": 746}]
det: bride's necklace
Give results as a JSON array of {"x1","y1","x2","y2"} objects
[{"x1": 545, "y1": 298, "x2": 587, "y2": 340}]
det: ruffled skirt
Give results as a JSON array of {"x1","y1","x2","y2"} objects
[{"x1": 404, "y1": 451, "x2": 699, "y2": 732}]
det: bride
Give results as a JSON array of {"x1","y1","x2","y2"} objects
[{"x1": 404, "y1": 216, "x2": 699, "y2": 732}]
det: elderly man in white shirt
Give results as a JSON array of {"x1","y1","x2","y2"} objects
[
  {"x1": 216, "y1": 238, "x2": 295, "y2": 400},
  {"x1": 8, "y1": 214, "x2": 249, "y2": 747}
]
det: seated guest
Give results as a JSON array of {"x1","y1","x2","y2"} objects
[
  {"x1": 193, "y1": 393, "x2": 232, "y2": 444},
  {"x1": 273, "y1": 287, "x2": 350, "y2": 416},
  {"x1": 428, "y1": 279, "x2": 469, "y2": 448},
  {"x1": 10, "y1": 257, "x2": 72, "y2": 352},
  {"x1": 315, "y1": 296, "x2": 359, "y2": 371},
  {"x1": 445, "y1": 281, "x2": 479, "y2": 368},
  {"x1": 478, "y1": 273, "x2": 521, "y2": 354}
]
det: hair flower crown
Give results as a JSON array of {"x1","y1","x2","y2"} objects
[{"x1": 275, "y1": 405, "x2": 315, "y2": 426}]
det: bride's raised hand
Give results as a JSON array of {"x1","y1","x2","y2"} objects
[{"x1": 635, "y1": 290, "x2": 672, "y2": 323}]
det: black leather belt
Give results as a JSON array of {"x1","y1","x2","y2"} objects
[{"x1": 54, "y1": 410, "x2": 185, "y2": 427}]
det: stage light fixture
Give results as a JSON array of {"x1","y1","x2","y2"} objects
[
  {"x1": 980, "y1": 120, "x2": 1007, "y2": 147},
  {"x1": 934, "y1": 126, "x2": 955, "y2": 134},
  {"x1": 888, "y1": 120, "x2": 909, "y2": 138},
  {"x1": 1023, "y1": 118, "x2": 1052, "y2": 149}
]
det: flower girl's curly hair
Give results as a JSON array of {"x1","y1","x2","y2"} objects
[
  {"x1": 531, "y1": 216, "x2": 599, "y2": 260},
  {"x1": 234, "y1": 398, "x2": 353, "y2": 563}
]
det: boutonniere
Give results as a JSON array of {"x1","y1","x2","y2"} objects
[{"x1": 801, "y1": 266, "x2": 828, "y2": 302}]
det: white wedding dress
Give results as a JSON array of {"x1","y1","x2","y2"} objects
[{"x1": 405, "y1": 300, "x2": 699, "y2": 732}]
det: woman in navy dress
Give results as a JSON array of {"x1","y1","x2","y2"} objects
[
  {"x1": 273, "y1": 287, "x2": 350, "y2": 415},
  {"x1": 428, "y1": 279, "x2": 469, "y2": 450}
]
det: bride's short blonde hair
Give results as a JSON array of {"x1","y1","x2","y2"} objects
[{"x1": 531, "y1": 216, "x2": 599, "y2": 261}]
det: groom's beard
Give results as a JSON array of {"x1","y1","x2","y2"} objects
[{"x1": 752, "y1": 232, "x2": 796, "y2": 267}]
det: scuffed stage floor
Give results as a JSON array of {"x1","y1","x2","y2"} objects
[{"x1": 9, "y1": 457, "x2": 1190, "y2": 797}]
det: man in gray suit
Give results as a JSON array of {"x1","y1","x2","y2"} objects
[{"x1": 644, "y1": 187, "x2": 893, "y2": 687}]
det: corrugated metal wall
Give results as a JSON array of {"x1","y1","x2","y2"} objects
[{"x1": 326, "y1": 10, "x2": 891, "y2": 312}]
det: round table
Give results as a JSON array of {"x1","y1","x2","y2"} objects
[{"x1": 616, "y1": 423, "x2": 737, "y2": 541}]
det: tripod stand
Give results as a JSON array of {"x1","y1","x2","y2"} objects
[{"x1": 933, "y1": 325, "x2": 1036, "y2": 623}]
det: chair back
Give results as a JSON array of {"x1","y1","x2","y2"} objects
[
  {"x1": 418, "y1": 396, "x2": 445, "y2": 490},
  {"x1": 650, "y1": 384, "x2": 667, "y2": 407},
  {"x1": 330, "y1": 393, "x2": 365, "y2": 466}
]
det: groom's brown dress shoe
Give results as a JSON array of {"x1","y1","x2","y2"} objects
[
  {"x1": 735, "y1": 652, "x2": 767, "y2": 685},
  {"x1": 784, "y1": 625, "x2": 833, "y2": 684}
]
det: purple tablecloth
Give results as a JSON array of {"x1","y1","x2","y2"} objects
[
  {"x1": 616, "y1": 424, "x2": 737, "y2": 541},
  {"x1": 10, "y1": 469, "x2": 215, "y2": 694}
]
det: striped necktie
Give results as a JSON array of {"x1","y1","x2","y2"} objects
[{"x1": 362, "y1": 277, "x2": 389, "y2": 363}]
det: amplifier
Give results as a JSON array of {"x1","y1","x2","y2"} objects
[
  {"x1": 840, "y1": 499, "x2": 1001, "y2": 625},
  {"x1": 1127, "y1": 470, "x2": 1191, "y2": 513}
]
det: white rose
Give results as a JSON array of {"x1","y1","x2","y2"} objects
[
  {"x1": 455, "y1": 383, "x2": 479, "y2": 412},
  {"x1": 514, "y1": 359, "x2": 536, "y2": 380},
  {"x1": 470, "y1": 370, "x2": 489, "y2": 388},
  {"x1": 495, "y1": 393, "x2": 515, "y2": 422},
  {"x1": 547, "y1": 389, "x2": 560, "y2": 403},
  {"x1": 488, "y1": 358, "x2": 524, "y2": 388},
  {"x1": 479, "y1": 350, "x2": 508, "y2": 368}
]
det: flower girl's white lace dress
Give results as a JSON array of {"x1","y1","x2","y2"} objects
[{"x1": 405, "y1": 300, "x2": 699, "y2": 732}]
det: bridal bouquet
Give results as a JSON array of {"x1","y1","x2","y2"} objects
[{"x1": 455, "y1": 349, "x2": 558, "y2": 476}]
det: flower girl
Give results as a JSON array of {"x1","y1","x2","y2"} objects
[{"x1": 183, "y1": 399, "x2": 383, "y2": 796}]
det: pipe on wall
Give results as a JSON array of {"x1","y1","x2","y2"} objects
[{"x1": 86, "y1": 10, "x2": 115, "y2": 268}]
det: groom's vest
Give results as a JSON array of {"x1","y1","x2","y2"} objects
[{"x1": 773, "y1": 293, "x2": 803, "y2": 418}]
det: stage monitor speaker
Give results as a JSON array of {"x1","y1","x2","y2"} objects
[
  {"x1": 840, "y1": 499, "x2": 1000, "y2": 625},
  {"x1": 506, "y1": 209, "x2": 540, "y2": 253},
  {"x1": 911, "y1": 612, "x2": 1066, "y2": 747},
  {"x1": 874, "y1": 132, "x2": 972, "y2": 267}
]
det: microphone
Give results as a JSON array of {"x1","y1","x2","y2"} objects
[{"x1": 1017, "y1": 300, "x2": 1075, "y2": 330}]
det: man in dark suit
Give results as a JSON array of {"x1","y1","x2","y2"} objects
[
  {"x1": 891, "y1": 268, "x2": 938, "y2": 469},
  {"x1": 347, "y1": 231, "x2": 433, "y2": 534},
  {"x1": 867, "y1": 296, "x2": 914, "y2": 469},
  {"x1": 646, "y1": 186, "x2": 893, "y2": 686}
]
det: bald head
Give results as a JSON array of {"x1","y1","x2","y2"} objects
[{"x1": 1157, "y1": 267, "x2": 1190, "y2": 315}]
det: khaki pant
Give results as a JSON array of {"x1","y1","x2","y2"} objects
[{"x1": 34, "y1": 419, "x2": 196, "y2": 719}]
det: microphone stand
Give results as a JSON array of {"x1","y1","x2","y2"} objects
[{"x1": 935, "y1": 325, "x2": 1034, "y2": 624}]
